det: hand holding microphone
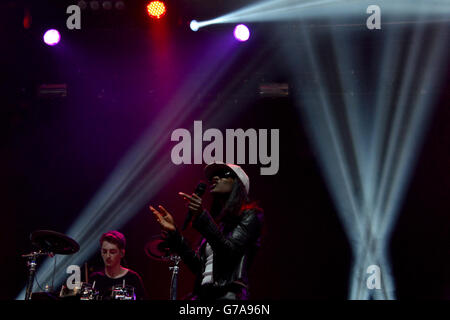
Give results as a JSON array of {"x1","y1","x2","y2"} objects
[{"x1": 180, "y1": 181, "x2": 207, "y2": 230}]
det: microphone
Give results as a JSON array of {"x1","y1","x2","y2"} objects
[{"x1": 182, "y1": 181, "x2": 207, "y2": 231}]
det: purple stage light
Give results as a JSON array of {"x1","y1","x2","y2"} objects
[
  {"x1": 234, "y1": 24, "x2": 250, "y2": 42},
  {"x1": 43, "y1": 29, "x2": 61, "y2": 46}
]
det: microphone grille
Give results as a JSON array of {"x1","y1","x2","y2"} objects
[{"x1": 195, "y1": 181, "x2": 207, "y2": 196}]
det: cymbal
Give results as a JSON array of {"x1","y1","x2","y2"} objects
[
  {"x1": 144, "y1": 239, "x2": 171, "y2": 261},
  {"x1": 30, "y1": 230, "x2": 80, "y2": 255}
]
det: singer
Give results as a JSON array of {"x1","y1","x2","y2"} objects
[{"x1": 150, "y1": 162, "x2": 264, "y2": 300}]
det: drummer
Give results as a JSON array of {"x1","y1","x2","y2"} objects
[{"x1": 89, "y1": 230, "x2": 148, "y2": 300}]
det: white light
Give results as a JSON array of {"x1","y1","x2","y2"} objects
[
  {"x1": 43, "y1": 29, "x2": 61, "y2": 46},
  {"x1": 190, "y1": 20, "x2": 199, "y2": 32},
  {"x1": 234, "y1": 24, "x2": 250, "y2": 42}
]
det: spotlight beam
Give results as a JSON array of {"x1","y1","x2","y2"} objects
[
  {"x1": 371, "y1": 23, "x2": 427, "y2": 235},
  {"x1": 278, "y1": 15, "x2": 448, "y2": 298},
  {"x1": 350, "y1": 22, "x2": 447, "y2": 299},
  {"x1": 299, "y1": 26, "x2": 367, "y2": 243},
  {"x1": 191, "y1": 0, "x2": 450, "y2": 31},
  {"x1": 327, "y1": 26, "x2": 394, "y2": 299},
  {"x1": 376, "y1": 25, "x2": 449, "y2": 238}
]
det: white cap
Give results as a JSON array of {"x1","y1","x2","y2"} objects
[{"x1": 204, "y1": 162, "x2": 250, "y2": 195}]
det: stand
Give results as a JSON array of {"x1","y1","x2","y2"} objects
[
  {"x1": 22, "y1": 251, "x2": 52, "y2": 300},
  {"x1": 169, "y1": 255, "x2": 181, "y2": 300}
]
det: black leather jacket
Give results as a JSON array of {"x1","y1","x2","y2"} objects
[{"x1": 166, "y1": 207, "x2": 264, "y2": 299}]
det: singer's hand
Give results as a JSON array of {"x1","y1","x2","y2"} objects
[
  {"x1": 150, "y1": 205, "x2": 176, "y2": 232},
  {"x1": 179, "y1": 192, "x2": 203, "y2": 216}
]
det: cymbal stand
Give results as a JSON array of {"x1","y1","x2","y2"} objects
[
  {"x1": 22, "y1": 250, "x2": 52, "y2": 300},
  {"x1": 169, "y1": 255, "x2": 181, "y2": 300}
]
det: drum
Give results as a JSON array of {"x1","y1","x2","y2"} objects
[
  {"x1": 59, "y1": 282, "x2": 99, "y2": 300},
  {"x1": 80, "y1": 282, "x2": 100, "y2": 301},
  {"x1": 111, "y1": 285, "x2": 136, "y2": 300},
  {"x1": 59, "y1": 283, "x2": 81, "y2": 299}
]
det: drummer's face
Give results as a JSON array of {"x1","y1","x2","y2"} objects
[{"x1": 101, "y1": 241, "x2": 123, "y2": 268}]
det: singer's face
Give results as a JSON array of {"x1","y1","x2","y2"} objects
[
  {"x1": 101, "y1": 241, "x2": 123, "y2": 269},
  {"x1": 210, "y1": 172, "x2": 235, "y2": 194}
]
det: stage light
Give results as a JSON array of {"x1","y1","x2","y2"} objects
[
  {"x1": 147, "y1": 1, "x2": 166, "y2": 19},
  {"x1": 115, "y1": 1, "x2": 125, "y2": 10},
  {"x1": 23, "y1": 8, "x2": 32, "y2": 29},
  {"x1": 90, "y1": 0, "x2": 100, "y2": 11},
  {"x1": 190, "y1": 20, "x2": 199, "y2": 32},
  {"x1": 234, "y1": 24, "x2": 250, "y2": 42},
  {"x1": 43, "y1": 29, "x2": 60, "y2": 46},
  {"x1": 102, "y1": 1, "x2": 112, "y2": 10},
  {"x1": 77, "y1": 1, "x2": 87, "y2": 10}
]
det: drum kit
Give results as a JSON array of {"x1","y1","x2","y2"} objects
[
  {"x1": 21, "y1": 230, "x2": 79, "y2": 300},
  {"x1": 57, "y1": 282, "x2": 136, "y2": 301},
  {"x1": 22, "y1": 230, "x2": 181, "y2": 300},
  {"x1": 22, "y1": 230, "x2": 136, "y2": 301}
]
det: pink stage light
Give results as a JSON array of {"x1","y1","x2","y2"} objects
[
  {"x1": 234, "y1": 24, "x2": 250, "y2": 42},
  {"x1": 43, "y1": 29, "x2": 60, "y2": 46}
]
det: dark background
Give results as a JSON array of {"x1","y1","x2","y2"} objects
[{"x1": 0, "y1": 0, "x2": 449, "y2": 300}]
